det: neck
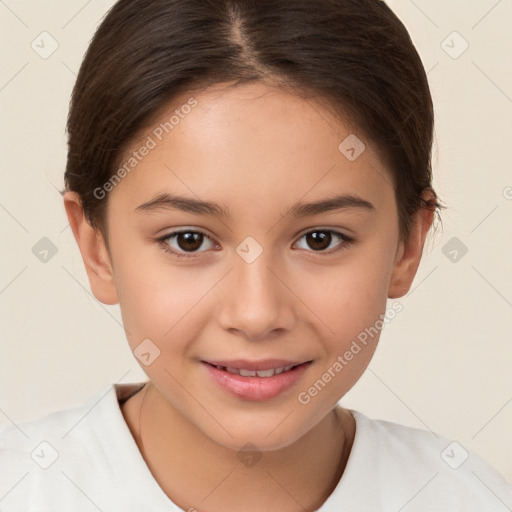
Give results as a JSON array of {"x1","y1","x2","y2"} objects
[{"x1": 121, "y1": 382, "x2": 355, "y2": 512}]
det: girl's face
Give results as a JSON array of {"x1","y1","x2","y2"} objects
[{"x1": 74, "y1": 82, "x2": 424, "y2": 451}]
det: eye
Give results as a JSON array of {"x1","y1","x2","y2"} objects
[
  {"x1": 157, "y1": 230, "x2": 217, "y2": 259},
  {"x1": 157, "y1": 228, "x2": 354, "y2": 260},
  {"x1": 294, "y1": 229, "x2": 354, "y2": 254}
]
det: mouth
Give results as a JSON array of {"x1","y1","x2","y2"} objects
[
  {"x1": 203, "y1": 362, "x2": 306, "y2": 378},
  {"x1": 201, "y1": 359, "x2": 313, "y2": 401}
]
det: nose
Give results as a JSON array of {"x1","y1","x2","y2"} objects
[{"x1": 216, "y1": 249, "x2": 296, "y2": 341}]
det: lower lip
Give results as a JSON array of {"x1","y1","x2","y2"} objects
[{"x1": 202, "y1": 362, "x2": 311, "y2": 401}]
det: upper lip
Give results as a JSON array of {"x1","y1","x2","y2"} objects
[{"x1": 202, "y1": 359, "x2": 312, "y2": 371}]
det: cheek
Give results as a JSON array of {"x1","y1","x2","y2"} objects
[
  {"x1": 293, "y1": 244, "x2": 393, "y2": 386},
  {"x1": 114, "y1": 253, "x2": 216, "y2": 355},
  {"x1": 298, "y1": 251, "x2": 392, "y2": 336},
  {"x1": 107, "y1": 222, "x2": 235, "y2": 373}
]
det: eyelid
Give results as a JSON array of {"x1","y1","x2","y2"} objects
[
  {"x1": 157, "y1": 227, "x2": 354, "y2": 259},
  {"x1": 294, "y1": 225, "x2": 351, "y2": 239},
  {"x1": 293, "y1": 228, "x2": 354, "y2": 255},
  {"x1": 154, "y1": 229, "x2": 216, "y2": 260}
]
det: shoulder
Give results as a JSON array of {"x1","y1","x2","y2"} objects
[
  {"x1": 0, "y1": 390, "x2": 96, "y2": 468},
  {"x1": 0, "y1": 382, "x2": 143, "y2": 452},
  {"x1": 340, "y1": 409, "x2": 512, "y2": 510},
  {"x1": 0, "y1": 382, "x2": 122, "y2": 448},
  {"x1": 0, "y1": 383, "x2": 144, "y2": 509}
]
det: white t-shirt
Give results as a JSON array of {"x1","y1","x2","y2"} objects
[{"x1": 1, "y1": 382, "x2": 511, "y2": 511}]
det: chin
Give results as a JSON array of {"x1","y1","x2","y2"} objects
[{"x1": 196, "y1": 411, "x2": 311, "y2": 453}]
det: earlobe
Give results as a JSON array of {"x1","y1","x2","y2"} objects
[
  {"x1": 387, "y1": 192, "x2": 436, "y2": 299},
  {"x1": 63, "y1": 191, "x2": 119, "y2": 305}
]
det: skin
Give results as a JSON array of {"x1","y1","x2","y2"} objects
[{"x1": 64, "y1": 81, "x2": 435, "y2": 511}]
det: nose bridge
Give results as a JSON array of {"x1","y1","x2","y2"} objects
[
  {"x1": 217, "y1": 242, "x2": 295, "y2": 338},
  {"x1": 237, "y1": 249, "x2": 277, "y2": 302}
]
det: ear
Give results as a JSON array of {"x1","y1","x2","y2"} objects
[
  {"x1": 388, "y1": 190, "x2": 436, "y2": 299},
  {"x1": 63, "y1": 191, "x2": 119, "y2": 305}
]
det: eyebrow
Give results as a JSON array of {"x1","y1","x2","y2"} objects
[{"x1": 134, "y1": 192, "x2": 376, "y2": 218}]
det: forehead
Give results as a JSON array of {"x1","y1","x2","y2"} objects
[{"x1": 109, "y1": 81, "x2": 395, "y2": 215}]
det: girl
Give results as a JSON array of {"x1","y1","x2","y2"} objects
[{"x1": 1, "y1": 0, "x2": 511, "y2": 510}]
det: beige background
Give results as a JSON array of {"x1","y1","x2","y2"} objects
[{"x1": 1, "y1": 0, "x2": 511, "y2": 483}]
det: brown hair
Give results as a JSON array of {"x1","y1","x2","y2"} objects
[{"x1": 63, "y1": 0, "x2": 444, "y2": 245}]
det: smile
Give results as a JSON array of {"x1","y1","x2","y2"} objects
[
  {"x1": 201, "y1": 360, "x2": 312, "y2": 401},
  {"x1": 211, "y1": 364, "x2": 299, "y2": 377}
]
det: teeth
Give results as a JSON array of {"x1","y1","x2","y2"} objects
[
  {"x1": 239, "y1": 368, "x2": 257, "y2": 377},
  {"x1": 256, "y1": 369, "x2": 275, "y2": 377},
  {"x1": 220, "y1": 364, "x2": 298, "y2": 377}
]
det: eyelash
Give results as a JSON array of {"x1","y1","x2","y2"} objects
[{"x1": 156, "y1": 229, "x2": 355, "y2": 260}]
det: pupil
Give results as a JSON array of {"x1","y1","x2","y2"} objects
[
  {"x1": 178, "y1": 232, "x2": 202, "y2": 251},
  {"x1": 175, "y1": 232, "x2": 332, "y2": 252},
  {"x1": 307, "y1": 231, "x2": 331, "y2": 251}
]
